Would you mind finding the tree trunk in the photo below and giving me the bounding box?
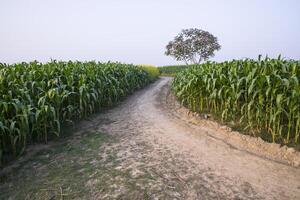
[197,57,202,64]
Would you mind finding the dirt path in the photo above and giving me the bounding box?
[1,77,300,200]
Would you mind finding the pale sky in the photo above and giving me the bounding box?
[1,0,299,65]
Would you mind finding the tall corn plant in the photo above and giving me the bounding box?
[172,56,300,145]
[0,61,154,166]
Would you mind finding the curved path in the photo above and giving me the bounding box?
[1,77,300,199]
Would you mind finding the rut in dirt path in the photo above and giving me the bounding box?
[1,77,300,200]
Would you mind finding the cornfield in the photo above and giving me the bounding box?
[172,56,300,145]
[159,65,192,76]
[138,65,160,80]
[0,61,155,166]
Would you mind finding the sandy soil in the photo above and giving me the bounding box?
[1,77,300,200]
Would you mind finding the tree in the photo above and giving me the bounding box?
[165,28,221,64]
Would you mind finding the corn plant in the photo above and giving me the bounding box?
[0,61,155,166]
[158,65,192,76]
[172,56,300,145]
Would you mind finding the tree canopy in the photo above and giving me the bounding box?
[165,28,221,64]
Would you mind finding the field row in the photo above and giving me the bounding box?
[172,56,300,145]
[158,65,191,76]
[0,61,158,166]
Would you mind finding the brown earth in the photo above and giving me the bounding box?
[1,77,300,200]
